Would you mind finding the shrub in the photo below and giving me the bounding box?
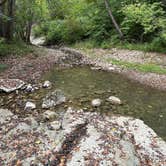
[121,2,166,42]
[36,19,86,45]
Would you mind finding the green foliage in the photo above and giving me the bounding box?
[1,0,166,53]
[35,0,166,53]
[15,0,48,41]
[121,2,166,42]
[37,19,85,44]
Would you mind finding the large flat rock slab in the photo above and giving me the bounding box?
[0,108,165,165]
[0,79,25,93]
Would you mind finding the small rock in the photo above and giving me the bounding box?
[43,81,51,88]
[49,121,61,130]
[34,86,39,90]
[108,66,115,71]
[91,66,102,70]
[91,99,102,107]
[107,96,121,105]
[0,109,13,123]
[25,84,34,92]
[43,110,57,121]
[25,102,36,110]
[159,115,163,118]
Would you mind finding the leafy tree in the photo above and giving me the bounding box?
[15,0,48,43]
[0,0,15,40]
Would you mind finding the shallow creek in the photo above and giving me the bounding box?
[44,66,166,140]
[0,66,166,140]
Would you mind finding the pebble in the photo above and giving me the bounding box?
[43,81,51,88]
[25,84,34,92]
[91,99,102,107]
[107,96,121,105]
[43,110,57,121]
[25,102,36,110]
[49,121,61,130]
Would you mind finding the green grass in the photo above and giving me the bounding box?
[72,39,166,53]
[0,64,8,72]
[0,40,35,57]
[114,42,166,53]
[110,59,166,74]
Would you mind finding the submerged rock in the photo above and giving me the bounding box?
[0,79,25,93]
[43,80,51,88]
[91,99,102,107]
[107,96,122,105]
[42,90,66,109]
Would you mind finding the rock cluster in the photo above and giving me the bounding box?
[91,96,121,107]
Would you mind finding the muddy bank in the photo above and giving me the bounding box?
[0,47,88,83]
[73,48,166,91]
[1,46,166,91]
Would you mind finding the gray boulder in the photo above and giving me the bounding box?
[0,79,25,93]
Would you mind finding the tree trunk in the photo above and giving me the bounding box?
[5,0,15,41]
[25,21,32,43]
[0,6,4,37]
[104,0,123,39]
[0,0,7,38]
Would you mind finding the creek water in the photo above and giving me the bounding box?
[43,66,166,140]
[0,66,166,140]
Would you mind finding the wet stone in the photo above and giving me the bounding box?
[42,90,66,109]
[43,80,51,88]
[0,79,25,93]
[107,96,122,105]
[91,99,102,107]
